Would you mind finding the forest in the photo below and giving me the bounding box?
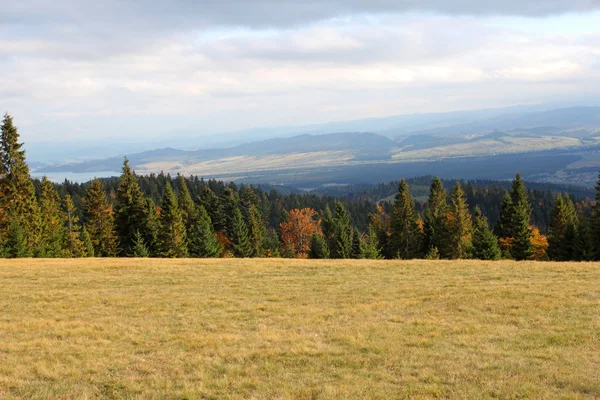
[2,114,600,261]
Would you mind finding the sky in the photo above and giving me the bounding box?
[2,0,600,152]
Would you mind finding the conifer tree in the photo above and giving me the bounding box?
[38,176,66,257]
[217,187,240,238]
[369,204,390,259]
[63,194,85,258]
[144,198,160,256]
[495,192,514,239]
[447,181,473,259]
[115,158,151,256]
[361,226,382,259]
[332,201,352,259]
[157,183,188,258]
[6,223,27,258]
[390,180,422,259]
[240,185,261,223]
[248,204,266,257]
[81,227,95,257]
[264,228,281,258]
[132,230,150,258]
[84,179,118,257]
[471,206,501,260]
[547,194,578,261]
[0,114,41,254]
[509,173,533,260]
[230,207,251,257]
[177,175,196,229]
[573,217,594,261]
[593,172,600,260]
[422,177,448,256]
[197,185,220,230]
[351,228,362,259]
[188,205,221,258]
[309,233,330,259]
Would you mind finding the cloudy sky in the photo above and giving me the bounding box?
[2,0,600,149]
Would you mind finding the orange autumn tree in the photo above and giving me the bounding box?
[280,208,321,258]
[529,227,549,261]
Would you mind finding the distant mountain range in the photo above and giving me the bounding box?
[35,106,600,187]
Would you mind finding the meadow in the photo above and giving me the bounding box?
[0,259,598,399]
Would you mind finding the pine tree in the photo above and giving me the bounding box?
[309,233,330,259]
[592,172,600,260]
[157,183,188,258]
[369,204,391,259]
[240,185,261,224]
[144,198,160,256]
[248,205,266,257]
[115,158,151,256]
[422,177,448,257]
[63,194,85,258]
[509,173,533,260]
[471,206,501,260]
[197,185,220,230]
[188,205,221,258]
[390,180,422,259]
[217,187,240,238]
[361,226,382,259]
[84,179,118,257]
[332,201,352,259]
[573,217,594,261]
[230,207,251,258]
[81,227,95,257]
[547,194,578,261]
[177,175,196,229]
[495,192,514,239]
[6,223,28,258]
[0,114,41,254]
[447,181,473,259]
[38,176,66,257]
[132,230,150,258]
[351,228,362,259]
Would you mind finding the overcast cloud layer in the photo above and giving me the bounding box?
[1,0,600,152]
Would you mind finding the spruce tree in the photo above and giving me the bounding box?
[422,177,448,257]
[38,176,66,257]
[84,179,118,257]
[144,198,160,256]
[81,227,95,257]
[332,201,352,259]
[132,230,150,258]
[495,192,514,239]
[248,205,266,257]
[471,206,501,260]
[351,228,363,259]
[217,187,240,238]
[188,205,221,258]
[177,175,196,229]
[197,185,220,230]
[593,172,600,260]
[390,180,422,259]
[573,217,594,261]
[115,158,151,256]
[157,183,188,258]
[509,173,533,260]
[309,233,330,259]
[361,226,382,259]
[63,194,85,258]
[547,194,578,261]
[6,223,28,258]
[230,207,251,257]
[0,114,41,254]
[447,181,473,259]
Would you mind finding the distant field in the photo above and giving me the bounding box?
[1,259,598,399]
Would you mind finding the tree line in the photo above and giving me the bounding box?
[2,113,600,261]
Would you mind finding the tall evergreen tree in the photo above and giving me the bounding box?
[361,226,382,259]
[132,230,150,258]
[495,192,514,239]
[331,201,352,259]
[230,207,251,258]
[115,158,151,256]
[351,227,363,259]
[0,114,41,254]
[547,194,578,261]
[247,205,266,257]
[188,205,221,258]
[38,176,66,257]
[422,177,448,256]
[6,223,27,258]
[509,173,533,260]
[197,185,220,230]
[157,183,188,258]
[81,227,95,257]
[84,179,118,257]
[471,206,501,260]
[573,217,594,261]
[217,187,240,238]
[63,194,85,258]
[177,175,196,229]
[593,172,600,260]
[144,198,160,256]
[309,233,330,259]
[390,180,422,259]
[447,182,473,259]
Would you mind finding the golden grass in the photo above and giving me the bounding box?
[0,259,598,399]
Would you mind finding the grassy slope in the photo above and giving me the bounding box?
[0,259,598,399]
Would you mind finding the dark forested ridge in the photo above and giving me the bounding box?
[3,114,600,261]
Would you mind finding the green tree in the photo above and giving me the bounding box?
[309,233,330,259]
[6,223,28,258]
[38,176,66,257]
[230,207,251,258]
[188,205,221,258]
[509,174,533,260]
[447,182,473,259]
[593,172,600,260]
[197,185,220,230]
[422,177,448,257]
[0,114,41,254]
[573,217,594,261]
[547,194,578,261]
[361,226,382,260]
[115,158,152,256]
[390,180,422,259]
[331,201,352,259]
[84,179,118,257]
[132,230,150,258]
[63,194,85,258]
[157,183,188,258]
[471,206,501,260]
[217,187,240,238]
[177,175,196,229]
[248,205,266,257]
[81,227,95,257]
[351,228,363,259]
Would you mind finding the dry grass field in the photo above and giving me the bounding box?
[0,259,598,399]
